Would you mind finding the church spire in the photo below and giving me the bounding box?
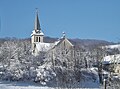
[34,8,41,31]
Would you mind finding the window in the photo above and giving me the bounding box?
[39,37,40,42]
[36,37,38,42]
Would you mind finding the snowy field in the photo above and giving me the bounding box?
[0,80,100,89]
[0,81,52,89]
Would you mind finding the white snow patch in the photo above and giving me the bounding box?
[36,43,53,52]
[104,44,120,49]
[31,30,44,36]
[103,54,120,64]
[54,40,60,46]
[0,81,52,89]
[0,80,100,89]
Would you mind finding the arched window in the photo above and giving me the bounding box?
[36,37,38,42]
[39,37,40,42]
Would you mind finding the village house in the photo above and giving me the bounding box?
[103,53,120,74]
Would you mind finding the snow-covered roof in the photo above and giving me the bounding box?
[31,30,44,36]
[35,39,60,52]
[104,44,120,49]
[36,42,54,52]
[34,36,74,54]
[103,54,120,64]
[54,40,60,46]
[39,32,44,36]
[54,38,73,47]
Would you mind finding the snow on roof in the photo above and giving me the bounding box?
[35,37,73,53]
[54,40,60,46]
[103,54,120,64]
[104,44,120,49]
[35,38,62,52]
[39,30,44,36]
[39,32,44,36]
[54,38,73,47]
[31,30,44,36]
[36,42,54,52]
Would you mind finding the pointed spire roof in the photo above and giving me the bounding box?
[34,9,41,31]
[31,8,44,36]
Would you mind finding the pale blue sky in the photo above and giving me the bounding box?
[0,0,120,42]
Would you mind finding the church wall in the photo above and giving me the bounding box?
[53,38,74,61]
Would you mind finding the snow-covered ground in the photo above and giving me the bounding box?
[0,77,100,89]
[0,81,52,89]
[0,80,100,89]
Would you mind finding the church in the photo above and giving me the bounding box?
[31,10,74,58]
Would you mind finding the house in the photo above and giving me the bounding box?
[31,10,74,58]
[103,54,120,74]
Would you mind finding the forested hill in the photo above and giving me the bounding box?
[33,36,115,46]
[0,37,115,46]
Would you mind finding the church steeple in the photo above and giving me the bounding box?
[31,9,44,54]
[34,9,41,32]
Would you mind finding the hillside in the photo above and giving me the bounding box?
[0,37,115,46]
[22,36,115,46]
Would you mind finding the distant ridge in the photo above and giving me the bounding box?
[0,36,115,47]
[44,37,115,46]
[70,38,115,46]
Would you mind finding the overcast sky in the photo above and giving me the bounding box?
[0,0,120,42]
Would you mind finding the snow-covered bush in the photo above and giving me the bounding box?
[0,39,57,85]
[34,62,56,85]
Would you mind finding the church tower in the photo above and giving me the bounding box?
[31,9,44,54]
